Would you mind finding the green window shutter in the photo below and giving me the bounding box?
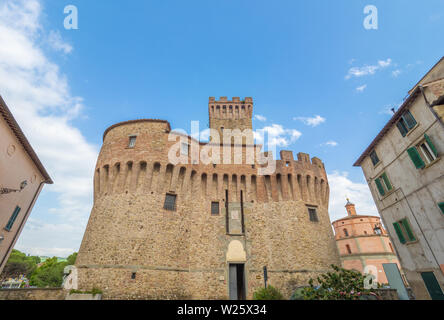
[381,173,393,191]
[407,147,425,169]
[5,206,21,231]
[396,121,408,137]
[375,178,385,196]
[393,222,406,244]
[438,202,444,215]
[401,219,416,242]
[424,134,438,157]
[403,111,417,129]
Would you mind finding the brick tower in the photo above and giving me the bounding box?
[76,97,340,299]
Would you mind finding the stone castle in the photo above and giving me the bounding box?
[75,97,340,299]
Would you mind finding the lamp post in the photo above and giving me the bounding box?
[0,180,27,195]
[263,266,268,289]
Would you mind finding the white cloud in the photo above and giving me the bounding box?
[345,58,392,79]
[356,84,367,92]
[327,171,379,223]
[254,114,267,122]
[254,124,302,148]
[0,0,98,256]
[47,30,73,54]
[321,141,338,147]
[293,115,326,127]
[392,70,402,77]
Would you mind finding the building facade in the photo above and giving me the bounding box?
[76,97,340,300]
[332,199,404,285]
[0,96,52,275]
[354,57,444,300]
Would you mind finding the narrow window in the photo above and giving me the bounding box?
[402,110,417,129]
[346,244,352,254]
[439,202,444,215]
[375,172,393,196]
[397,110,417,137]
[131,272,136,280]
[370,150,380,166]
[5,206,21,231]
[211,202,219,215]
[344,228,349,237]
[399,218,416,242]
[128,136,137,148]
[396,121,409,137]
[308,208,318,222]
[419,142,435,164]
[163,194,177,211]
[181,142,189,156]
[393,218,416,244]
[408,134,438,169]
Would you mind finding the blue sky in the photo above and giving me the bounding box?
[1,0,443,256]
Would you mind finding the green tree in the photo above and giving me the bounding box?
[29,257,67,288]
[28,252,78,288]
[301,265,378,300]
[0,249,41,280]
[66,252,77,266]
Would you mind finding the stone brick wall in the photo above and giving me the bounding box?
[0,288,65,300]
[76,102,340,300]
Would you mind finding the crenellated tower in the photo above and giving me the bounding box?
[76,97,340,300]
[209,97,253,144]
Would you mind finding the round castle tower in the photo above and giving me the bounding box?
[76,97,340,299]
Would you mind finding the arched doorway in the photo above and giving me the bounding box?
[226,240,246,300]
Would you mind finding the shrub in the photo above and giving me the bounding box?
[301,265,378,300]
[253,285,285,300]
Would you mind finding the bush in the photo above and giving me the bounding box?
[301,265,378,300]
[253,285,284,300]
[290,287,307,300]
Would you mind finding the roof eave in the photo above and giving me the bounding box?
[0,96,53,184]
[353,87,421,167]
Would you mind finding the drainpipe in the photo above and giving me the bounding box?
[419,86,444,127]
[0,181,45,271]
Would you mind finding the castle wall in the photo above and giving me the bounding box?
[76,117,340,300]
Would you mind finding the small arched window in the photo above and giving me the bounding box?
[346,244,352,254]
[344,228,349,237]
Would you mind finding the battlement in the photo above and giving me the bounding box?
[209,97,253,104]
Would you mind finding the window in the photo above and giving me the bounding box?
[128,136,137,148]
[375,172,393,196]
[438,202,444,215]
[396,110,417,137]
[308,208,318,222]
[407,134,439,169]
[181,142,189,156]
[211,202,219,215]
[346,244,352,254]
[343,228,349,237]
[163,194,177,211]
[370,150,380,166]
[131,272,136,280]
[5,206,21,231]
[393,218,416,244]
